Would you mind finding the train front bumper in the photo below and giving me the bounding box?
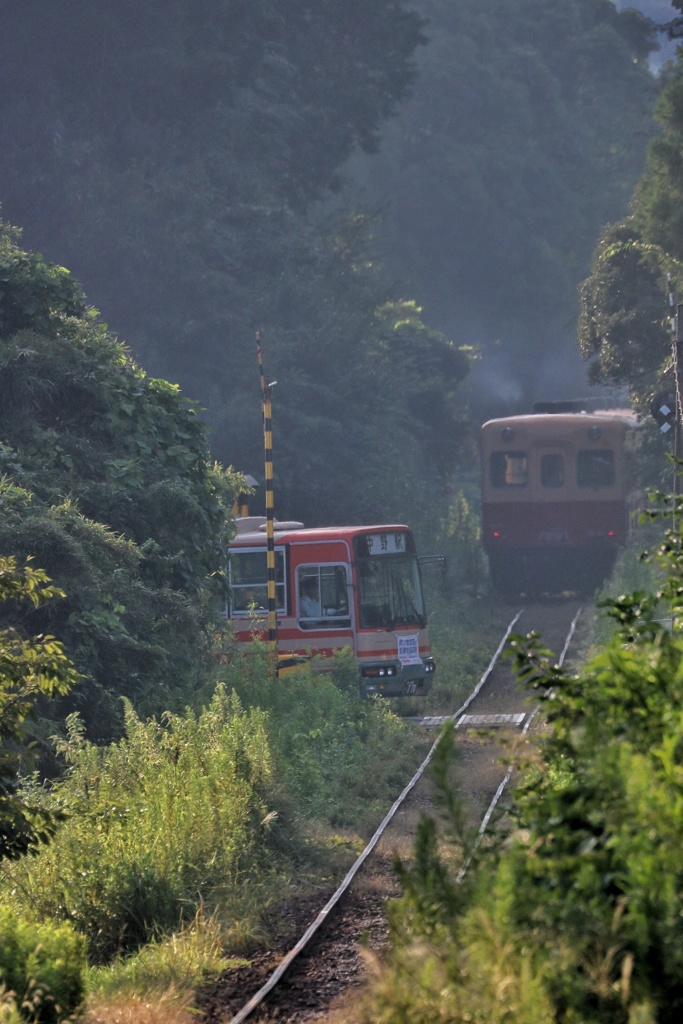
[360,658,435,698]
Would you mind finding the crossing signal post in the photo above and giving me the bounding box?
[651,392,678,435]
[256,332,278,676]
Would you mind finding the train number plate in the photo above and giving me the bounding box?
[538,529,569,543]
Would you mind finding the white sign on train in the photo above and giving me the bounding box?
[398,634,421,665]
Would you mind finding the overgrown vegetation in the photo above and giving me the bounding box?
[0,555,79,860]
[0,648,426,963]
[0,556,86,1022]
[353,492,683,1024]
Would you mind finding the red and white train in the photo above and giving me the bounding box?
[481,402,636,595]
[227,518,436,697]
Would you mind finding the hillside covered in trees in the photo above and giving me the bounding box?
[0,0,658,525]
[343,0,658,416]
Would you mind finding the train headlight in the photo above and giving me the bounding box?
[588,426,602,440]
[501,427,515,441]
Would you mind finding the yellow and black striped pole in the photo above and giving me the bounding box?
[256,332,278,675]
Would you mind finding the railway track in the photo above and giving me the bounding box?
[196,598,585,1024]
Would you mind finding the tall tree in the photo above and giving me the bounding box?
[0,2,430,525]
[0,222,239,741]
[578,41,683,414]
[341,0,657,416]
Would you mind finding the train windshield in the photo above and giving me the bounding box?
[354,532,426,629]
[577,449,615,487]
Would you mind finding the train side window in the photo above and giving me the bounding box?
[229,548,286,615]
[541,454,564,488]
[490,451,528,487]
[297,564,351,630]
[577,449,615,487]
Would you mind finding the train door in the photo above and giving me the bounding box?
[538,449,567,493]
[535,445,572,546]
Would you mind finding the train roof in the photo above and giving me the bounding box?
[230,518,413,545]
[482,409,638,433]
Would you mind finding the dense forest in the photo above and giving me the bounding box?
[343,0,658,416]
[0,0,657,526]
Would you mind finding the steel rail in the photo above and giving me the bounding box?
[456,603,583,882]
[226,608,525,1024]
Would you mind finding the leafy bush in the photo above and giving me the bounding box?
[0,555,80,860]
[0,908,85,1023]
[0,687,280,963]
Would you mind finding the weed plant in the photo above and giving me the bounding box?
[0,647,425,977]
[84,908,239,1008]
[216,643,423,834]
[0,686,284,963]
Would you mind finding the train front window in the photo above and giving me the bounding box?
[354,534,426,630]
[490,451,528,487]
[541,453,564,488]
[577,449,615,487]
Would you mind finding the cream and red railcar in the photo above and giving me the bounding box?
[227,518,435,697]
[481,408,633,594]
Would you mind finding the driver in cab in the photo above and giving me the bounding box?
[300,576,321,618]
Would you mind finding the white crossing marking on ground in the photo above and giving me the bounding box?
[411,712,526,728]
[457,713,526,728]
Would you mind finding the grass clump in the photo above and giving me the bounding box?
[0,685,284,964]
[84,909,239,999]
[218,645,423,832]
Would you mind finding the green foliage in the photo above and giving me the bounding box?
[578,219,673,392]
[0,647,426,969]
[230,219,472,525]
[0,225,85,339]
[0,907,86,1024]
[578,53,683,410]
[0,223,242,741]
[0,555,79,861]
[358,494,683,1023]
[0,2,436,527]
[0,687,278,963]
[85,909,237,1001]
[218,643,420,830]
